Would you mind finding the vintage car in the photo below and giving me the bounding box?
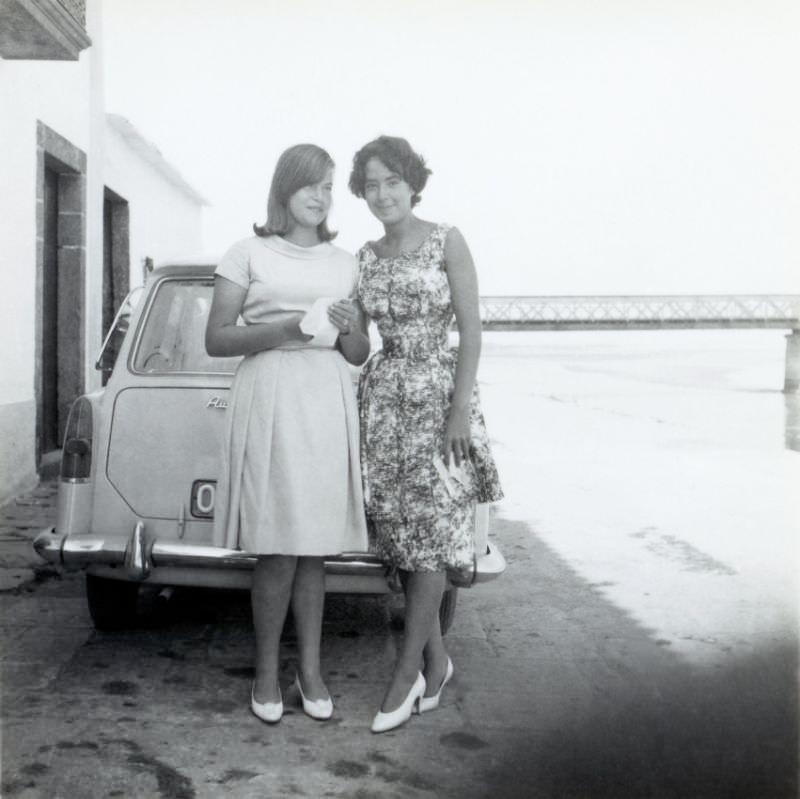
[34,261,506,631]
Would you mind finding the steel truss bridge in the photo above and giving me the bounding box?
[478,295,800,332]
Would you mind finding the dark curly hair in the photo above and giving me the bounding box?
[348,136,432,207]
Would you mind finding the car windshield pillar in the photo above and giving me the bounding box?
[96,286,143,380]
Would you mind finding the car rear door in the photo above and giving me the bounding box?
[105,276,240,542]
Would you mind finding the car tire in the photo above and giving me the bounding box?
[439,586,458,635]
[86,574,140,630]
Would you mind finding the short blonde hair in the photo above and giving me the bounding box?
[254,143,336,241]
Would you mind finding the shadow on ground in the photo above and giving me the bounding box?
[2,515,797,799]
[485,640,797,798]
[477,516,798,799]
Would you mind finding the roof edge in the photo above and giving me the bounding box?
[106,113,210,206]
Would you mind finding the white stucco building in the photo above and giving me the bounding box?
[0,0,207,504]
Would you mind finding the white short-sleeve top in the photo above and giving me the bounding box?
[215,235,358,347]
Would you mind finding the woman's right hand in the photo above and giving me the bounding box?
[283,312,313,342]
[206,277,314,356]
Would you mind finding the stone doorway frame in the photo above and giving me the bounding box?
[35,121,87,472]
[101,186,130,386]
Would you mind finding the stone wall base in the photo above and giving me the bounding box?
[0,400,38,505]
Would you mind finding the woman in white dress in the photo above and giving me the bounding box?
[206,144,369,723]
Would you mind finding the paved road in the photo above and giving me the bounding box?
[0,483,796,799]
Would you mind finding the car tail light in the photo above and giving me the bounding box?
[61,397,93,480]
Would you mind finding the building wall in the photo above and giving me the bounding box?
[103,126,205,289]
[0,0,204,505]
[0,1,100,503]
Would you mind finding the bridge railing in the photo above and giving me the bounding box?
[476,294,800,390]
[478,295,800,331]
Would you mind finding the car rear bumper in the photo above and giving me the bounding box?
[33,524,506,588]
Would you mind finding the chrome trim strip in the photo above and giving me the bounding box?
[34,528,390,578]
[33,528,64,563]
[33,528,506,584]
[123,521,149,580]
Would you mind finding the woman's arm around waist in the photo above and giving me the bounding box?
[205,275,310,357]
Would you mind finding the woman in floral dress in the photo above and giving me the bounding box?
[348,136,503,733]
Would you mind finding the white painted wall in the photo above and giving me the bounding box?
[0,1,100,502]
[103,123,206,291]
[84,0,106,397]
[0,0,205,503]
[0,49,94,405]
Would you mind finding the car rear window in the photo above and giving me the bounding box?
[133,278,242,374]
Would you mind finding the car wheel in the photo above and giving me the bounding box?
[439,587,458,635]
[86,574,140,630]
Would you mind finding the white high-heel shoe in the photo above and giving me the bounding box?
[417,657,454,713]
[251,683,283,724]
[295,675,333,721]
[371,672,426,733]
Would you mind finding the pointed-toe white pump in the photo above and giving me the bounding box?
[371,672,426,734]
[417,657,454,713]
[295,675,334,721]
[251,683,283,724]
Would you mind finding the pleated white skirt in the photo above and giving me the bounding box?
[214,347,367,555]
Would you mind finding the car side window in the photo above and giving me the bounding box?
[133,279,241,374]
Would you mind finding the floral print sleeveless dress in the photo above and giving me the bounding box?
[357,223,503,579]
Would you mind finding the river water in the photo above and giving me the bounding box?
[477,329,799,664]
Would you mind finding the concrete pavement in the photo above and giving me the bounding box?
[0,479,57,591]
[0,482,797,798]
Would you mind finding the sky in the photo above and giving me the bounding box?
[102,0,800,296]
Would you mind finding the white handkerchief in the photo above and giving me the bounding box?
[300,297,339,348]
[433,455,467,497]
[433,455,456,497]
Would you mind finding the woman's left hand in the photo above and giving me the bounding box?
[443,406,471,467]
[328,299,359,336]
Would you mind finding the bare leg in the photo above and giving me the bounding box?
[252,555,297,703]
[422,615,450,697]
[380,570,446,712]
[290,556,329,700]
[398,570,450,697]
